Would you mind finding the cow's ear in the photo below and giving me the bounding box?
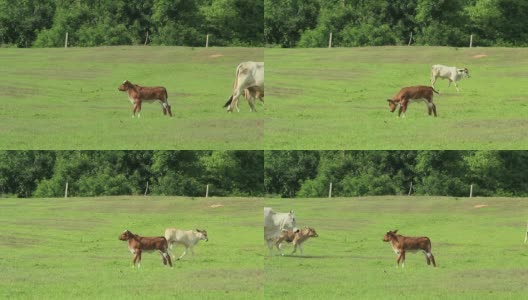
[196,229,201,232]
[394,230,398,234]
[289,210,294,214]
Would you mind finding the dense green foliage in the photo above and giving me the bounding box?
[0,151,264,198]
[265,0,528,47]
[265,151,528,198]
[0,0,263,47]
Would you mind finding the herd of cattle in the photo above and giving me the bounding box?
[264,207,436,268]
[387,64,470,117]
[117,61,469,119]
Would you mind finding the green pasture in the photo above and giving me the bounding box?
[265,47,528,149]
[0,46,264,150]
[265,196,528,299]
[0,196,263,299]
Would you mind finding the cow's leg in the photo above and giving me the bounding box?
[431,76,437,88]
[178,247,188,260]
[401,252,406,268]
[275,239,284,256]
[161,101,172,117]
[298,243,303,255]
[160,251,167,265]
[396,253,402,268]
[132,103,139,118]
[166,251,173,267]
[454,81,460,92]
[132,253,138,268]
[266,238,275,256]
[428,252,436,267]
[190,246,195,256]
[136,250,142,268]
[432,103,437,117]
[423,250,431,265]
[136,101,142,118]
[292,242,297,255]
[248,96,257,112]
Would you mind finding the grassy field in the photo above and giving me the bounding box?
[265,47,528,149]
[0,196,263,299]
[0,46,264,150]
[265,196,528,299]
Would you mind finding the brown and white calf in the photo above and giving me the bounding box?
[118,80,172,118]
[275,227,318,256]
[164,228,208,260]
[383,230,436,268]
[118,229,172,268]
[387,85,439,118]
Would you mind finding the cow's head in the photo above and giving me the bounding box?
[118,80,133,91]
[119,229,133,241]
[458,68,470,78]
[387,99,398,112]
[196,229,208,242]
[383,230,398,242]
[303,227,318,238]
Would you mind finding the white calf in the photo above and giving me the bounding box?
[164,228,208,260]
[431,64,470,92]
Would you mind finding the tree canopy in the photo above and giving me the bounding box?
[0,0,264,47]
[265,0,528,47]
[265,151,528,198]
[0,151,264,198]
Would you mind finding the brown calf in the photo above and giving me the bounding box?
[275,227,318,256]
[387,85,439,117]
[383,230,436,268]
[118,80,172,118]
[118,229,172,268]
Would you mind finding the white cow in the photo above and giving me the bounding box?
[264,207,297,256]
[164,228,208,260]
[223,61,264,112]
[431,64,470,92]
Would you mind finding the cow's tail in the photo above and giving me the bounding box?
[223,95,233,108]
[431,87,440,94]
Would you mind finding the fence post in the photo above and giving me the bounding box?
[144,181,149,196]
[64,32,68,48]
[328,182,332,198]
[525,221,528,244]
[469,184,473,198]
[206,184,209,198]
[144,31,149,46]
[64,182,68,198]
[408,32,413,46]
[408,181,413,196]
[469,34,473,48]
[206,34,209,48]
[328,32,332,48]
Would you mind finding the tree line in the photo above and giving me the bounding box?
[265,151,528,198]
[265,0,528,48]
[0,151,264,198]
[0,0,263,48]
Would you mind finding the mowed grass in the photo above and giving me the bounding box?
[265,47,528,149]
[0,46,264,150]
[0,196,263,299]
[265,197,528,299]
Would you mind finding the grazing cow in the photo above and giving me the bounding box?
[383,230,436,268]
[118,229,172,268]
[387,85,439,117]
[264,207,297,256]
[275,227,319,256]
[431,64,470,92]
[118,80,172,118]
[223,61,264,113]
[164,228,208,260]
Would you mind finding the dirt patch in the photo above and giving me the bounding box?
[473,204,488,209]
[0,234,40,247]
[0,86,38,97]
[209,54,224,58]
[472,54,488,59]
[209,204,224,208]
